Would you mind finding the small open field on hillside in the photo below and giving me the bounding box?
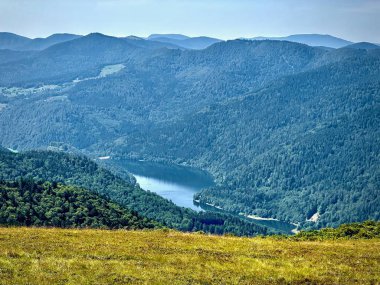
[0,227,379,285]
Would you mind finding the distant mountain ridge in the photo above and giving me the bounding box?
[248,34,353,48]
[148,34,190,41]
[20,33,82,50]
[0,32,30,50]
[146,33,223,49]
[121,35,182,49]
[3,32,375,51]
[0,32,222,51]
[0,32,82,51]
[0,33,142,86]
[345,42,380,50]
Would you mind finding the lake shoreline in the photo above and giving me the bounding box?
[108,158,296,234]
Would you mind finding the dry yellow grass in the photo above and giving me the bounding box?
[0,227,379,285]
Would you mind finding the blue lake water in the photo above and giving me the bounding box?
[115,159,296,234]
[116,159,214,211]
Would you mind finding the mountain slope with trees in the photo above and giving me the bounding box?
[0,148,270,236]
[0,179,158,229]
[0,32,81,51]
[249,34,353,48]
[120,50,380,228]
[0,36,379,230]
[0,40,326,149]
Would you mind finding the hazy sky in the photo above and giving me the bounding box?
[1,0,379,42]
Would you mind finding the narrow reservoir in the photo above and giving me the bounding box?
[117,159,214,211]
[116,159,296,234]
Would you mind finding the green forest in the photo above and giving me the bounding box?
[290,220,380,240]
[0,148,270,236]
[0,36,379,230]
[0,179,158,229]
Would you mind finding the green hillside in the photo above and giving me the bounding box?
[0,225,379,284]
[0,179,158,229]
[113,48,380,228]
[0,148,270,236]
[1,38,379,230]
[291,220,380,240]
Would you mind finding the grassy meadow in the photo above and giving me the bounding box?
[0,227,379,285]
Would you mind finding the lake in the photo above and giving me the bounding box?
[116,159,214,211]
[115,159,296,234]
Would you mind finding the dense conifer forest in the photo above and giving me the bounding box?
[0,34,379,230]
[0,179,158,229]
[0,148,269,236]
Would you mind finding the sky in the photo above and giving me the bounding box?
[1,0,379,42]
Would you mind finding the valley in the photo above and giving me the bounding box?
[0,33,379,232]
[0,31,379,236]
[112,159,296,233]
[0,148,271,236]
[1,1,379,283]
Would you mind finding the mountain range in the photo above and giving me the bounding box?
[146,34,223,49]
[248,34,354,48]
[2,32,379,52]
[0,32,222,51]
[0,31,379,230]
[0,32,81,51]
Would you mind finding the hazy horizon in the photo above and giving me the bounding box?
[1,0,379,43]
[1,31,373,43]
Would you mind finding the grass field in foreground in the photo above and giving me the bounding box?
[0,227,379,285]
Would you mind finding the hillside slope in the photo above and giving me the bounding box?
[0,180,158,229]
[0,226,379,284]
[0,32,81,51]
[0,148,270,236]
[0,32,30,50]
[250,34,353,48]
[0,39,379,230]
[0,33,141,86]
[147,34,222,49]
[17,33,82,51]
[0,40,326,149]
[127,49,380,228]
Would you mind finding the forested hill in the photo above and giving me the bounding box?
[0,179,158,229]
[0,148,270,236]
[0,33,141,86]
[0,36,379,231]
[0,32,81,51]
[119,48,380,229]
[291,221,380,240]
[0,39,327,150]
